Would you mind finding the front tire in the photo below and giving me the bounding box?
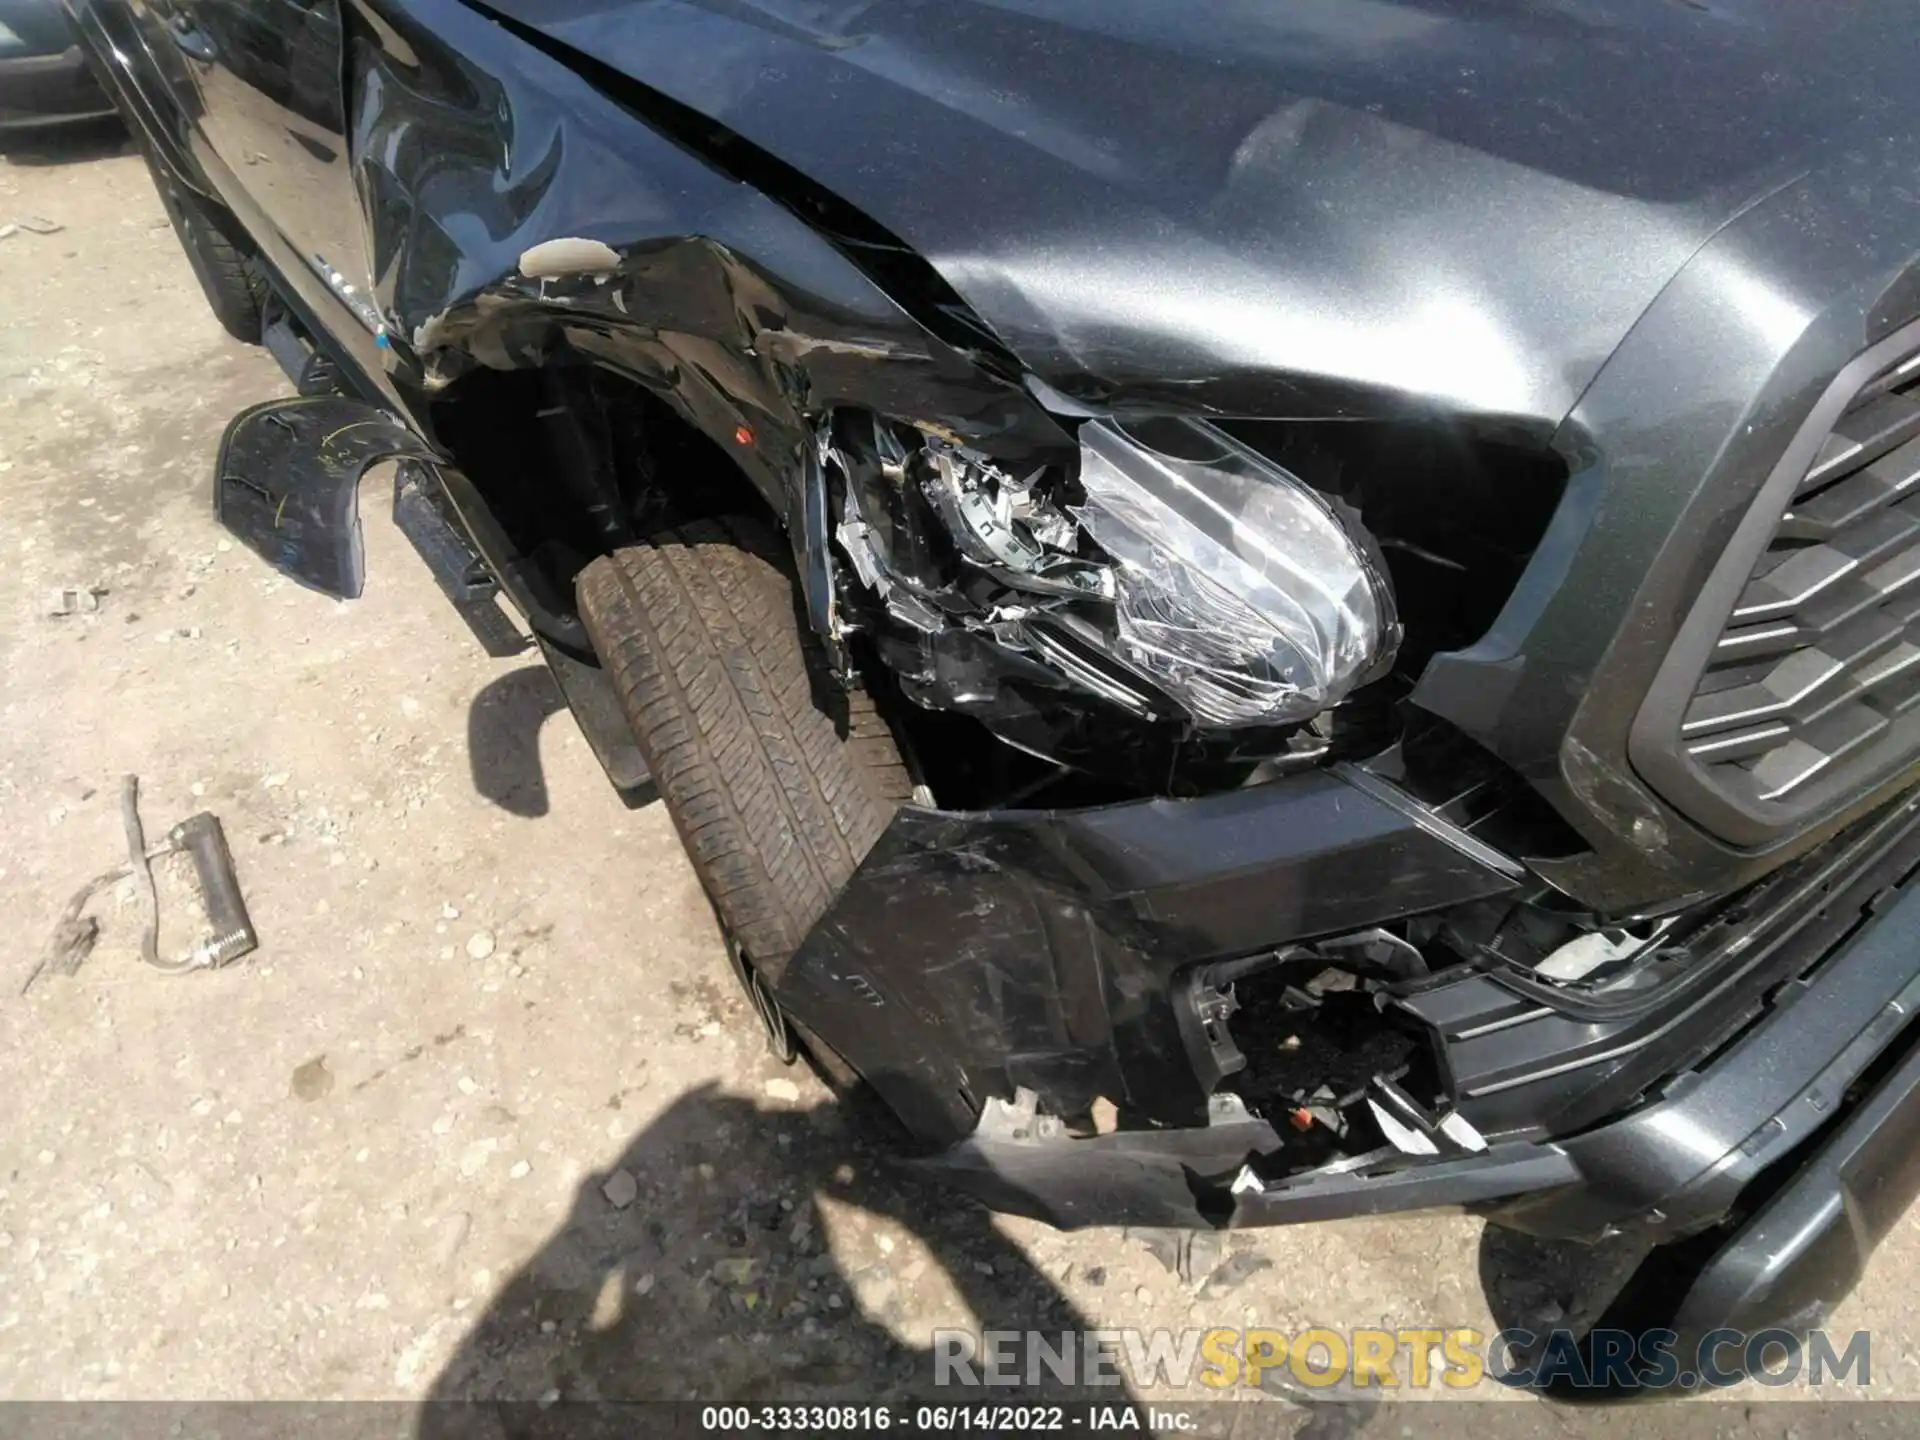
[576,516,910,971]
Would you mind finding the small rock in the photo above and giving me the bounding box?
[601,1169,639,1209]
[433,1212,472,1267]
[763,1077,801,1103]
[457,1076,478,1096]
[466,931,496,960]
[261,773,289,789]
[441,903,460,920]
[508,1160,531,1180]
[289,1056,334,1102]
[539,1320,557,1335]
[634,1272,655,1295]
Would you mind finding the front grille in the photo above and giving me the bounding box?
[1680,349,1920,808]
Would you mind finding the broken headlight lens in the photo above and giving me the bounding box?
[1074,418,1399,728]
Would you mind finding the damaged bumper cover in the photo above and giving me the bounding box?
[774,762,1524,1148]
[773,766,1920,1344]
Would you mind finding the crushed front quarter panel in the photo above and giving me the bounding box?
[346,0,1072,530]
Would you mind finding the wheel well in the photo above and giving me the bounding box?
[426,360,779,637]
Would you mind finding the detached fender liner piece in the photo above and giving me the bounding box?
[213,396,436,598]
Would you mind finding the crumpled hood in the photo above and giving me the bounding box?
[474,0,1913,428]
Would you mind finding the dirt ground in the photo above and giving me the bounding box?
[3,123,1918,1431]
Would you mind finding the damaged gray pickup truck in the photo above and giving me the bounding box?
[72,0,1920,1380]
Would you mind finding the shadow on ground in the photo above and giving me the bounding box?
[0,115,127,166]
[467,662,656,817]
[467,667,570,817]
[418,1083,1110,1424]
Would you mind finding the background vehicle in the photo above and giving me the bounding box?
[66,0,1920,1384]
[0,0,110,129]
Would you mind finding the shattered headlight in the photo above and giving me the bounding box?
[831,409,1399,738]
[1074,419,1398,728]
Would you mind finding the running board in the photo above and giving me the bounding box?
[392,462,529,658]
[536,636,652,796]
[261,307,342,396]
[393,466,645,793]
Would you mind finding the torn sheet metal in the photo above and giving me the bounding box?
[349,0,1068,522]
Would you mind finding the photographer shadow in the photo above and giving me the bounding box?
[420,1082,1112,1426]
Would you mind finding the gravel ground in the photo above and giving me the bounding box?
[1,123,1916,1433]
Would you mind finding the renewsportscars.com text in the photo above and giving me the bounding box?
[931,1326,1872,1391]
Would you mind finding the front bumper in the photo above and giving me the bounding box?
[1664,1004,1920,1346]
[774,761,1920,1341]
[0,44,112,127]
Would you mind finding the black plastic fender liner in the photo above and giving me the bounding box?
[769,767,1526,1149]
[214,395,437,599]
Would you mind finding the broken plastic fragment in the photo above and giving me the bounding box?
[1436,1110,1488,1153]
[1367,1097,1441,1156]
[922,448,1113,599]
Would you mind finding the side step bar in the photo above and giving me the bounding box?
[393,462,528,659]
[536,637,652,796]
[393,463,649,797]
[261,304,343,396]
[214,387,648,802]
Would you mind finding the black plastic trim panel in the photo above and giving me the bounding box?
[1633,316,1920,847]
